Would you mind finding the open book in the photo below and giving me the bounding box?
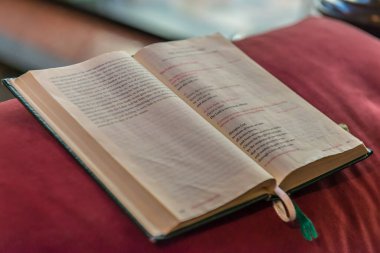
[3,34,370,241]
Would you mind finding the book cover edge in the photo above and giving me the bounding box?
[2,78,373,241]
[1,78,158,240]
[2,78,271,241]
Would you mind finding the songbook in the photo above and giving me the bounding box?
[2,34,371,242]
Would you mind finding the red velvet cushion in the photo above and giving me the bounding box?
[1,17,379,252]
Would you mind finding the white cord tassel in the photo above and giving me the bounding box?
[272,186,296,222]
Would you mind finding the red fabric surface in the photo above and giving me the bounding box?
[1,17,379,252]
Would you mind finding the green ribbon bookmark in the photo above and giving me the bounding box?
[272,187,318,241]
[293,202,318,241]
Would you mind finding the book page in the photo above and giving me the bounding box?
[28,51,274,221]
[134,34,364,183]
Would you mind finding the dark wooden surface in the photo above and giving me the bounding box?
[0,0,162,70]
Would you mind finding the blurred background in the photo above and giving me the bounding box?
[1,0,379,102]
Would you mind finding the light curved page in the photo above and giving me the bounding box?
[29,51,274,221]
[134,34,364,183]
